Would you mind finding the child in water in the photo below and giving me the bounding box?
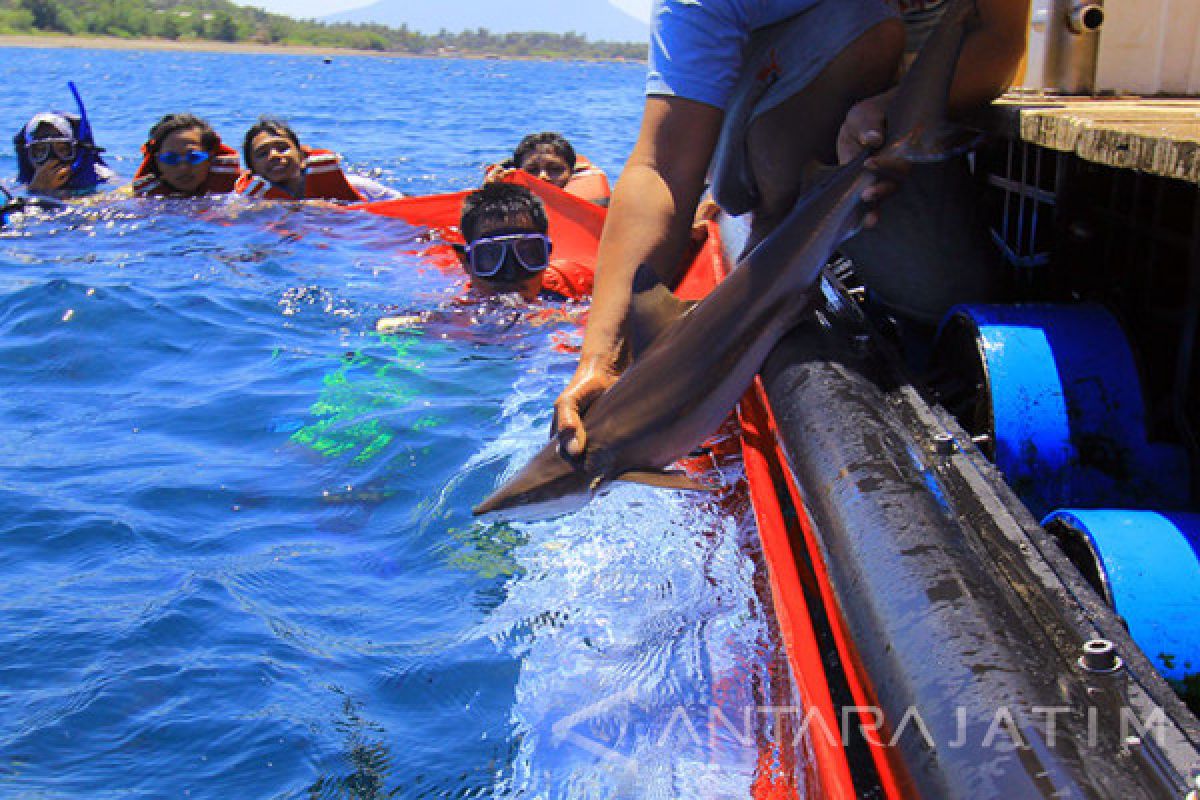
[376,182,591,333]
[236,117,399,203]
[131,113,243,197]
[458,182,556,302]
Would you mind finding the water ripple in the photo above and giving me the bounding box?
[0,49,788,799]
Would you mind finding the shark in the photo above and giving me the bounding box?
[474,0,979,519]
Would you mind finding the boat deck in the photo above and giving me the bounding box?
[982,94,1200,184]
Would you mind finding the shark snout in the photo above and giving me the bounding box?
[472,442,598,520]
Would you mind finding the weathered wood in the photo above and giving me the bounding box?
[982,95,1200,184]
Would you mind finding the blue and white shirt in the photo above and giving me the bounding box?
[646,0,948,109]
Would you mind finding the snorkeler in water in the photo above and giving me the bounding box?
[458,182,557,303]
[12,83,114,198]
[376,183,592,333]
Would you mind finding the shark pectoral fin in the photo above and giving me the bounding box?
[626,263,693,359]
[905,124,985,163]
[617,469,715,492]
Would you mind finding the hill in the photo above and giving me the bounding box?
[325,0,649,43]
[0,0,648,58]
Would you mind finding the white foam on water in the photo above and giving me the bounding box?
[466,347,779,798]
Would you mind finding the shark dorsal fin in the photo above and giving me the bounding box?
[800,161,841,191]
[617,468,714,492]
[627,263,694,359]
[884,0,976,146]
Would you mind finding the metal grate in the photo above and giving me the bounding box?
[983,137,1062,274]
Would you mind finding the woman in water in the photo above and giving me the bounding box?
[131,113,243,198]
[13,111,113,197]
[485,132,610,205]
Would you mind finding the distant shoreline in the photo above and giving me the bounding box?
[0,32,413,57]
[0,32,644,61]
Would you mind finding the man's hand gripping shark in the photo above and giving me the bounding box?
[474,0,982,520]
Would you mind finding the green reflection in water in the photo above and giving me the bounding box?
[446,521,528,580]
[291,332,448,466]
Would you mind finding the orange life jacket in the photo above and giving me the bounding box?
[132,142,242,197]
[234,147,364,202]
[563,155,611,205]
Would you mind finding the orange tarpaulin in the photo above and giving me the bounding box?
[356,171,729,306]
[357,171,606,274]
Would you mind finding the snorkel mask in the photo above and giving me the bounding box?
[464,231,552,283]
[14,82,108,190]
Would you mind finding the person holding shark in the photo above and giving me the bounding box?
[550,0,1028,463]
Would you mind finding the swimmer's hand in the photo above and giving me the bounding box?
[483,164,518,185]
[29,160,73,194]
[376,314,424,333]
[552,353,620,460]
[836,88,909,228]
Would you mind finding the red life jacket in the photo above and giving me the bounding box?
[131,142,242,197]
[542,259,593,300]
[234,147,364,202]
[563,155,611,205]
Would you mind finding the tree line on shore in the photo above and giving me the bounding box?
[0,0,648,59]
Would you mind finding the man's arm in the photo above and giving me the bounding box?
[947,0,1029,112]
[838,0,1029,164]
[555,95,724,457]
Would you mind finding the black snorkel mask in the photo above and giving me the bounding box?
[463,229,552,285]
[14,82,108,190]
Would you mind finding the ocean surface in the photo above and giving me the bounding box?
[0,49,792,798]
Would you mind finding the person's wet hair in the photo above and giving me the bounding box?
[145,113,220,172]
[242,117,302,170]
[512,132,576,173]
[460,182,549,243]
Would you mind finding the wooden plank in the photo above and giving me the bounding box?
[985,94,1200,184]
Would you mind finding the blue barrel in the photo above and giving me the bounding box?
[1044,510,1200,681]
[936,304,1190,517]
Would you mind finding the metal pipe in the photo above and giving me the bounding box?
[1067,3,1105,34]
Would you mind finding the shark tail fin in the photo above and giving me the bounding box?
[627,263,694,359]
[617,468,714,492]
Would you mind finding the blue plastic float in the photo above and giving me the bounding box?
[1043,509,1200,681]
[937,304,1190,517]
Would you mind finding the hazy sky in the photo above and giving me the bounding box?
[240,0,653,24]
[609,0,652,22]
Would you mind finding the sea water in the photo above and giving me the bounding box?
[0,50,793,798]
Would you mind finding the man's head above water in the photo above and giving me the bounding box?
[459,182,552,302]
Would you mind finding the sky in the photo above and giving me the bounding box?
[238,0,653,24]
